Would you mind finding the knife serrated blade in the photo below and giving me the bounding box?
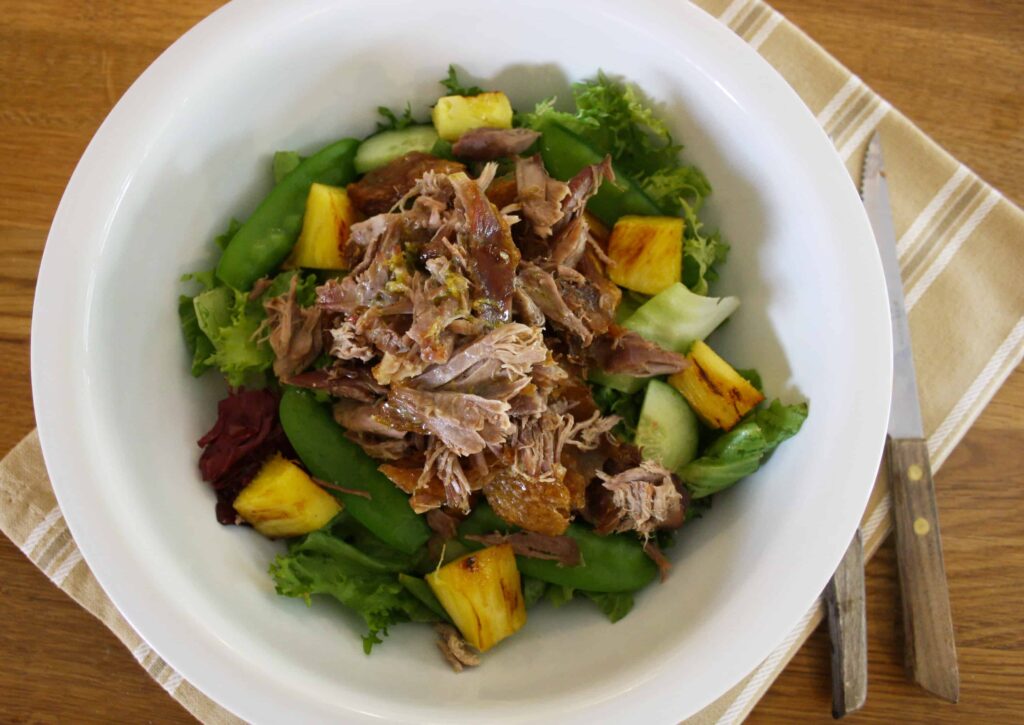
[861,131,959,703]
[861,134,924,439]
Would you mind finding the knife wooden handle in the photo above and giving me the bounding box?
[825,530,867,718]
[888,436,959,702]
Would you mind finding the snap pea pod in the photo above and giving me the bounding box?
[398,573,451,623]
[279,387,430,554]
[272,151,304,184]
[216,138,359,290]
[458,504,656,592]
[533,120,662,227]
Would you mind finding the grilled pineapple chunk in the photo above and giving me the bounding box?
[432,92,514,142]
[426,545,526,652]
[285,183,357,270]
[669,340,765,431]
[607,215,683,295]
[233,453,341,538]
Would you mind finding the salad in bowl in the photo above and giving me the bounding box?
[179,67,808,670]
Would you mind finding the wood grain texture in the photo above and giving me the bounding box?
[825,531,868,718]
[0,1,1021,722]
[888,438,959,703]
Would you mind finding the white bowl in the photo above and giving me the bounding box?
[31,0,891,721]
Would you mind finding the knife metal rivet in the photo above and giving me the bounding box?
[908,464,924,481]
[914,517,931,536]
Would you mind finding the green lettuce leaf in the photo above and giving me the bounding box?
[680,200,729,295]
[540,584,635,623]
[213,218,242,251]
[187,268,317,387]
[545,584,576,608]
[178,294,215,377]
[642,166,711,215]
[582,591,634,623]
[521,576,548,609]
[398,574,451,623]
[591,383,644,443]
[375,102,419,132]
[270,525,435,654]
[736,368,764,393]
[679,400,809,498]
[440,65,484,97]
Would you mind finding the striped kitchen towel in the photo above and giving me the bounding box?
[1,0,1022,722]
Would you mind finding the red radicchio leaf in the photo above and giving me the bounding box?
[197,388,294,525]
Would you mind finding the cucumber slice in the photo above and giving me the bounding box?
[588,368,646,394]
[615,291,647,324]
[354,125,440,174]
[635,379,699,471]
[623,282,740,353]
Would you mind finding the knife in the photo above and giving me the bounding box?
[862,131,960,702]
[824,530,867,718]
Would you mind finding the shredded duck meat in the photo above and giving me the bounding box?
[263,274,323,379]
[298,152,688,544]
[452,127,541,161]
[589,324,689,377]
[644,540,673,582]
[347,152,465,216]
[465,531,581,566]
[435,623,480,672]
[592,461,686,536]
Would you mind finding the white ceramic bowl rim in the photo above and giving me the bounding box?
[32,1,891,722]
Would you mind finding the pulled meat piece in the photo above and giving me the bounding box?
[644,540,672,582]
[263,274,322,379]
[328,319,376,362]
[559,155,615,225]
[347,152,464,216]
[414,438,478,512]
[387,386,513,457]
[197,389,292,525]
[378,463,422,495]
[450,171,521,323]
[565,410,620,451]
[484,465,572,536]
[574,250,621,325]
[426,508,461,541]
[333,400,410,439]
[354,435,416,461]
[435,623,480,672]
[515,154,570,238]
[485,175,519,209]
[592,461,685,536]
[406,253,471,365]
[517,262,591,343]
[589,324,689,377]
[452,127,541,161]
[317,215,405,315]
[482,408,584,536]
[373,349,429,386]
[310,476,372,500]
[548,216,588,268]
[512,281,546,327]
[412,322,547,401]
[552,262,618,338]
[465,531,581,566]
[287,364,385,403]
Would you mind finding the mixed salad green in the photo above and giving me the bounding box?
[180,67,807,668]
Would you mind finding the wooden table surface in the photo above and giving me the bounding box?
[1,1,1021,722]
